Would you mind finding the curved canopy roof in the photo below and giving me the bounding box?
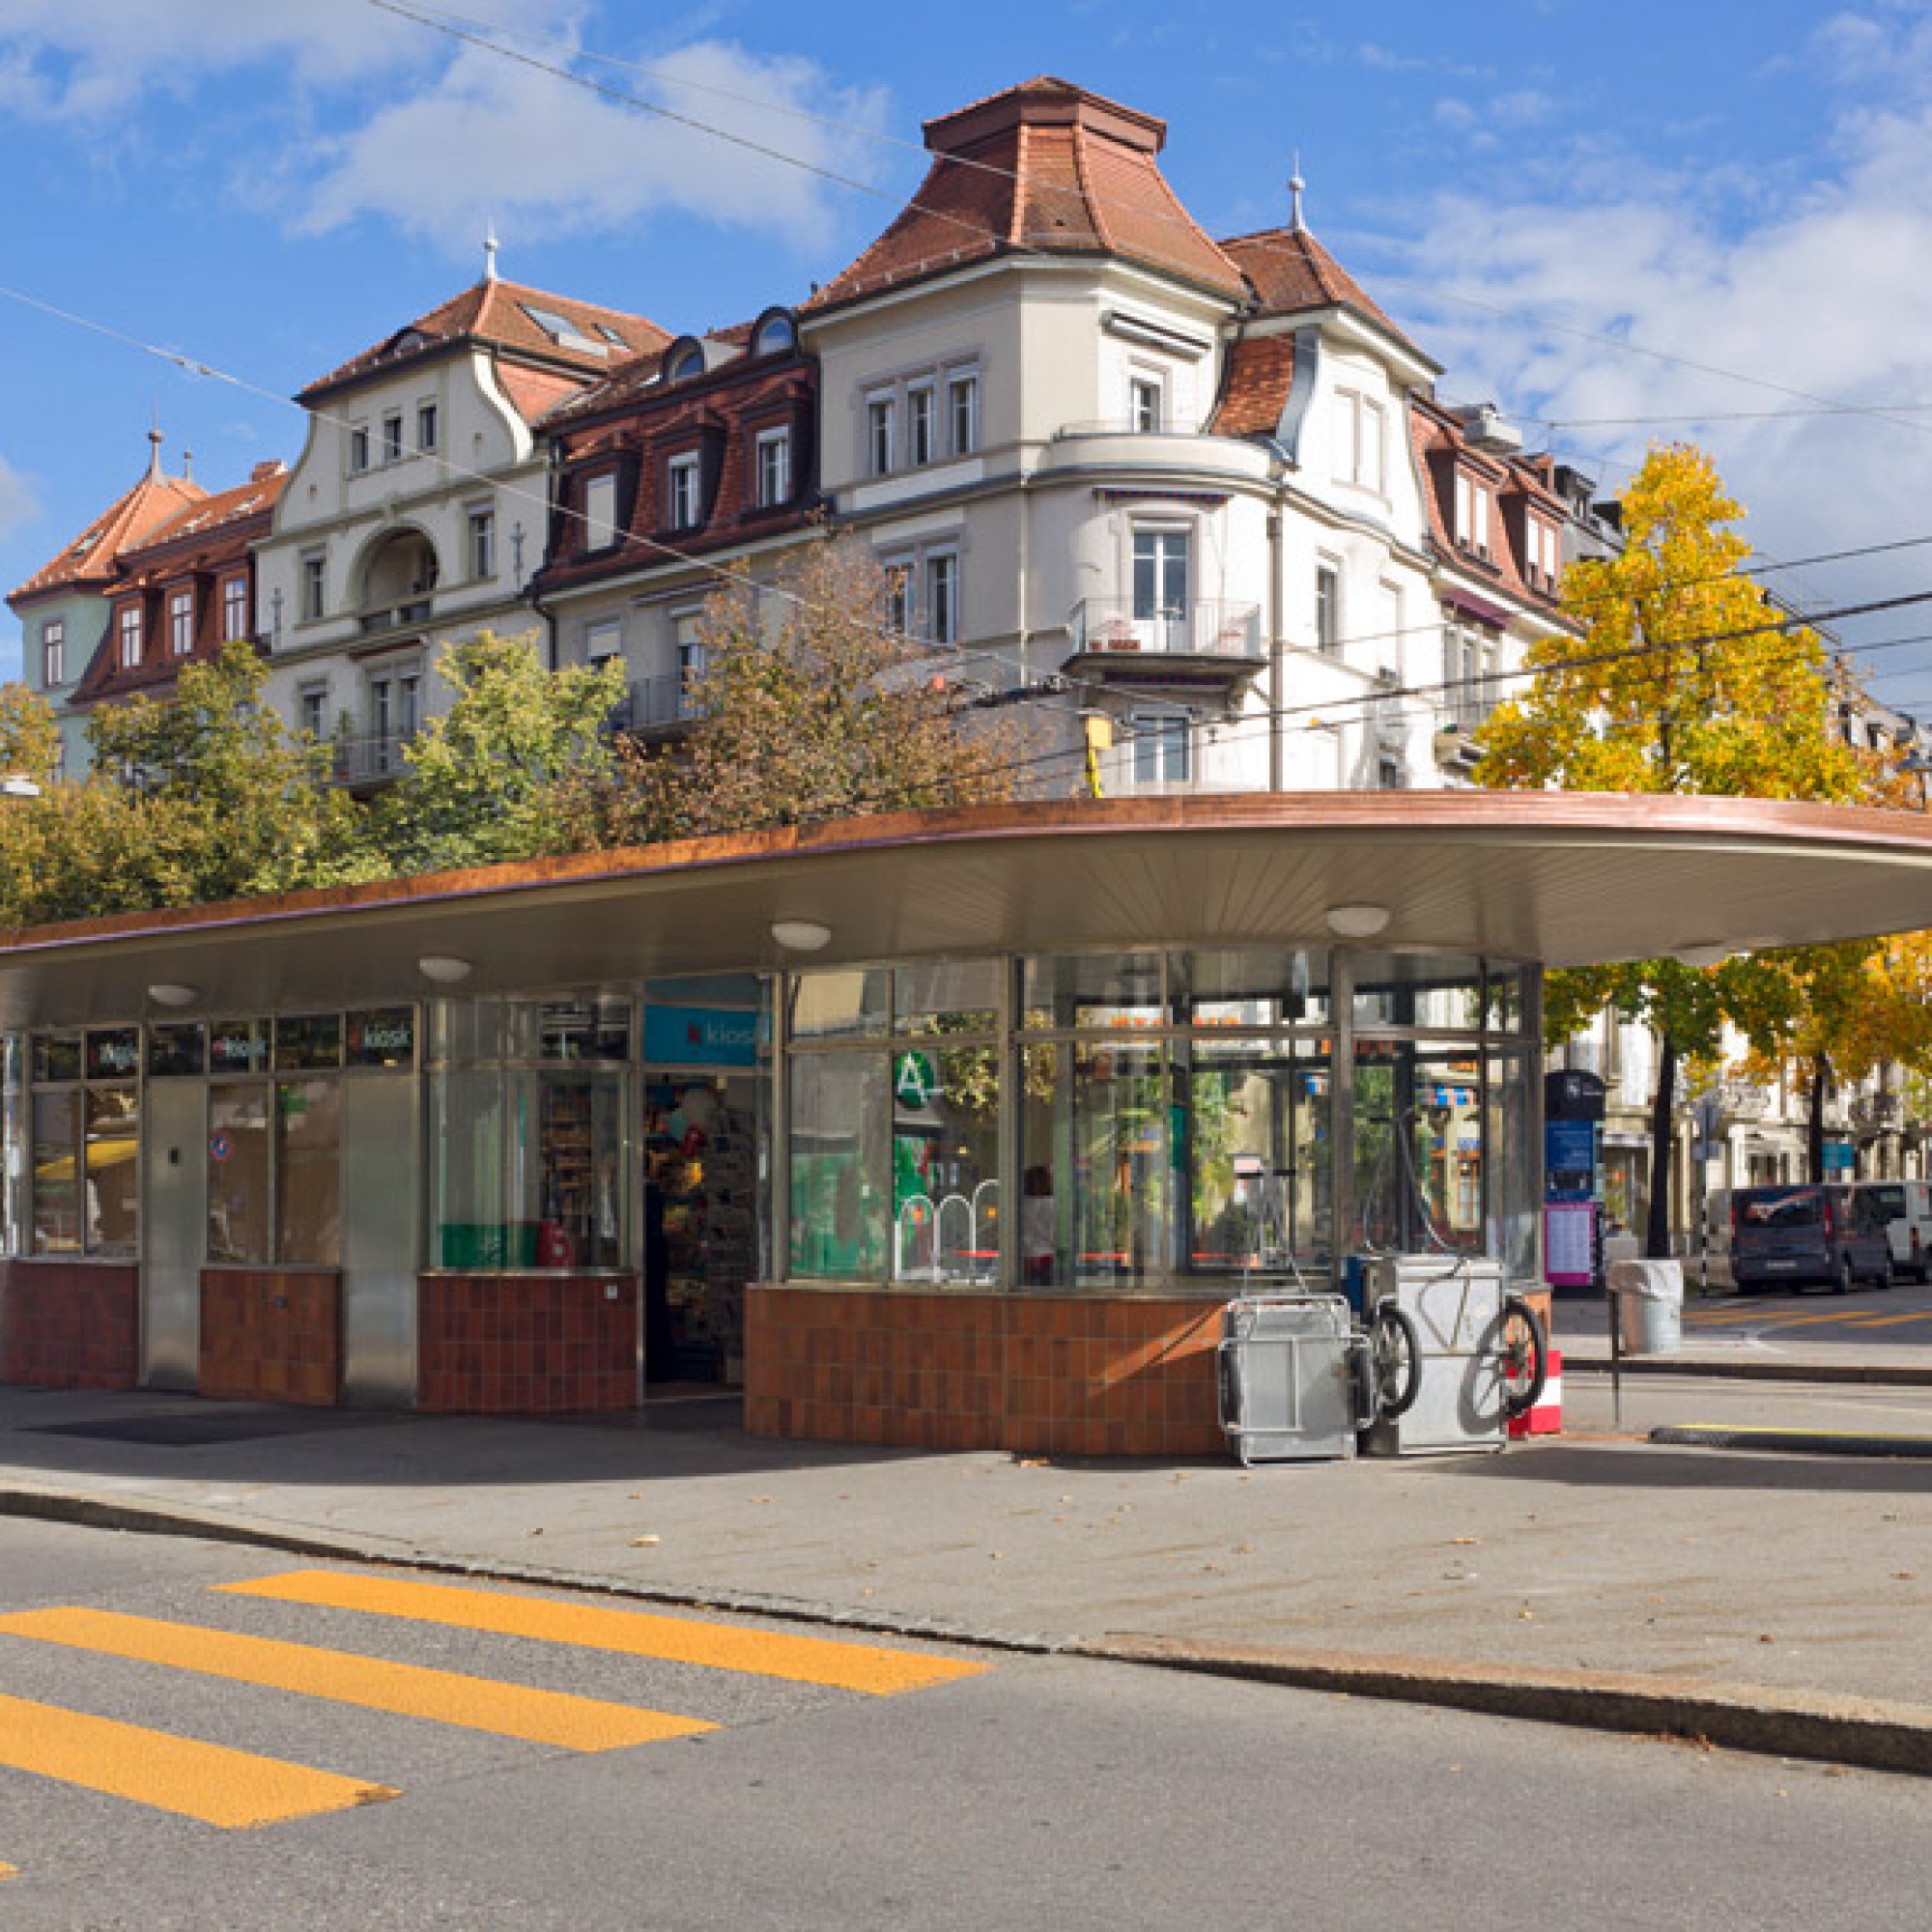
[2,793,1930,1028]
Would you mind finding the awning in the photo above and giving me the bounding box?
[3,792,1931,1026]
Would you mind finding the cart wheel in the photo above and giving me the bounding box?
[1348,1337,1379,1430]
[1368,1298,1422,1420]
[1499,1294,1548,1420]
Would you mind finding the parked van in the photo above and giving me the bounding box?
[1729,1183,1894,1293]
[1850,1179,1932,1284]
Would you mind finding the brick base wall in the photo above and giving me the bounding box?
[0,1261,140,1390]
[745,1288,1224,1457]
[417,1273,638,1414]
[199,1269,342,1406]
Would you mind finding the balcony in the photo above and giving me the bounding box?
[357,599,433,639]
[1065,599,1263,683]
[331,728,420,788]
[614,673,706,734]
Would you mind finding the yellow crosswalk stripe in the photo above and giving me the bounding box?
[0,1690,394,1829]
[0,1608,715,1753]
[222,1572,988,1696]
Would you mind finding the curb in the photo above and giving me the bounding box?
[9,1481,1932,1778]
[1649,1424,1932,1458]
[1080,1634,1932,1778]
[1562,1354,1932,1387]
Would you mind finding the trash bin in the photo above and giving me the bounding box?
[1606,1258,1683,1355]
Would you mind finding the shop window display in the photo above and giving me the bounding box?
[28,1030,140,1258]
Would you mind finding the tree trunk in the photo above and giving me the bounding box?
[1806,1052,1831,1184]
[1646,1031,1677,1261]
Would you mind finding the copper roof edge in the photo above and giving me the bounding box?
[2,793,1928,962]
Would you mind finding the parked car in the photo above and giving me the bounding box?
[1730,1183,1894,1293]
[1850,1179,1932,1284]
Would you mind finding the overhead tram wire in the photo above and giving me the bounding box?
[365,0,1932,638]
[9,13,1924,736]
[368,0,1932,451]
[0,282,1036,703]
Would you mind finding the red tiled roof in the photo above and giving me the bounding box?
[108,468,286,593]
[497,364,593,427]
[805,77,1247,313]
[1209,332,1297,439]
[298,278,671,402]
[1219,225,1419,354]
[1410,395,1570,616]
[8,458,206,606]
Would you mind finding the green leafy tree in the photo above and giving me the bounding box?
[585,534,1034,844]
[1478,444,1867,1256]
[0,681,61,787]
[372,631,628,874]
[0,640,374,924]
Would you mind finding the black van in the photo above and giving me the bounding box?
[1730,1183,1894,1294]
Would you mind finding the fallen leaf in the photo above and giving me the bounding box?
[631,1535,661,1548]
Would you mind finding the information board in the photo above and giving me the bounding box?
[1544,1199,1598,1287]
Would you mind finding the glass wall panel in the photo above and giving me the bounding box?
[273,1014,343,1072]
[430,1069,513,1266]
[209,1020,265,1076]
[275,1079,341,1264]
[788,1054,889,1277]
[84,1087,139,1258]
[1488,1050,1537,1280]
[208,1084,271,1264]
[1351,954,1484,1032]
[895,959,1001,1036]
[1021,952,1163,1030]
[890,1037,1001,1284]
[31,1089,79,1255]
[33,1034,81,1086]
[2,1035,20,1257]
[790,970,890,1042]
[149,1024,207,1078]
[1177,950,1332,1028]
[1484,966,1527,1036]
[1351,1038,1486,1255]
[1180,1037,1332,1277]
[1021,1038,1167,1287]
[537,1070,625,1268]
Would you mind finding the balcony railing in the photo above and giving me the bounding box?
[613,673,707,732]
[1066,599,1263,663]
[331,727,420,786]
[358,599,433,638]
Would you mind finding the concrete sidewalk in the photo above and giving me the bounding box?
[3,1352,1932,1776]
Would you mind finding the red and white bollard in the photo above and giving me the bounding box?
[1507,1347,1563,1438]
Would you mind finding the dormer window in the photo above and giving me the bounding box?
[753,312,796,356]
[1454,471,1492,556]
[668,454,702,530]
[668,344,706,383]
[755,428,792,509]
[1525,516,1560,586]
[118,606,142,668]
[168,588,193,658]
[582,472,619,551]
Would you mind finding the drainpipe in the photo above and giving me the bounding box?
[1266,502,1284,792]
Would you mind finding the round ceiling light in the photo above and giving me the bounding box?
[1325,903,1392,940]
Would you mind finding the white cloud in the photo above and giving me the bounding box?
[1388,8,1932,679]
[298,37,888,257]
[0,0,440,116]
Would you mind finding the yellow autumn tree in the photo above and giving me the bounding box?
[1478,443,1870,1256]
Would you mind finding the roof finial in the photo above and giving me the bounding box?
[483,218,499,283]
[147,404,164,478]
[1290,155,1307,233]
[182,445,194,483]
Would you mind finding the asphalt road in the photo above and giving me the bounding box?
[3,1520,1930,1931]
[1555,1274,1932,1355]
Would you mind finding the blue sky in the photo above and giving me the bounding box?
[5,1,1932,710]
